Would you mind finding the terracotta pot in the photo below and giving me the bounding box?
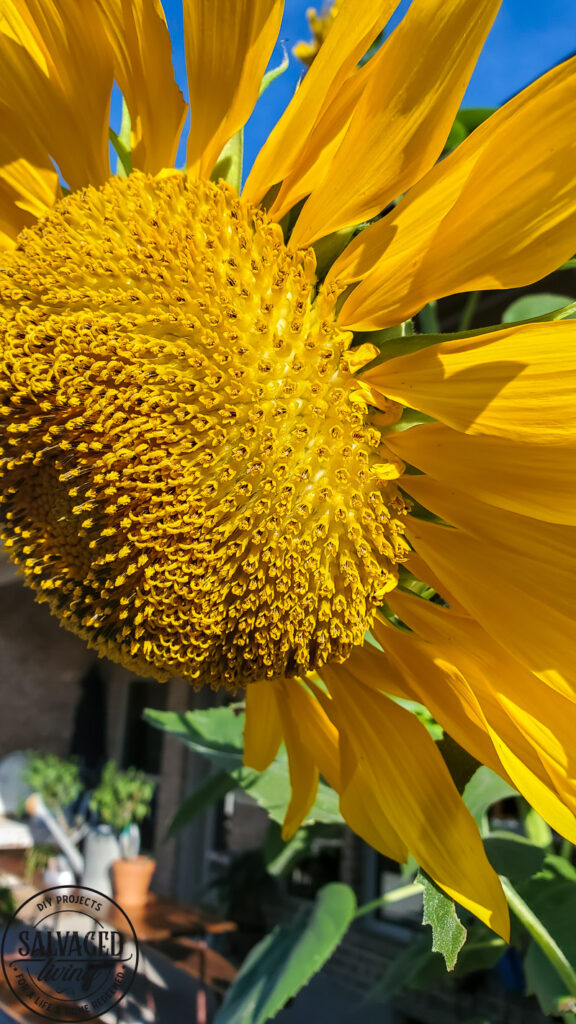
[111,855,155,907]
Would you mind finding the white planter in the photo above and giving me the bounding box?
[44,855,75,887]
[81,825,121,896]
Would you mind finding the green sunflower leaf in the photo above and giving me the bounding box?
[463,766,518,832]
[144,706,244,767]
[521,806,554,850]
[484,831,546,882]
[214,883,356,1024]
[502,292,576,324]
[420,873,467,971]
[146,706,344,829]
[164,770,239,839]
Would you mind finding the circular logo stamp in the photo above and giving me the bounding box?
[1,885,139,1022]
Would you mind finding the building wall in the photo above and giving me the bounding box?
[0,572,93,757]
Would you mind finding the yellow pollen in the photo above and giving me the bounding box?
[0,171,408,688]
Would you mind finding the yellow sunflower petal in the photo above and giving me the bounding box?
[365,323,576,445]
[243,0,397,205]
[337,729,409,862]
[0,105,60,246]
[274,680,319,840]
[490,739,576,844]
[334,55,576,328]
[382,595,576,841]
[243,680,283,771]
[389,422,576,525]
[96,0,186,173]
[267,59,370,222]
[367,617,505,777]
[0,0,113,190]
[324,667,509,936]
[378,609,576,844]
[184,0,284,179]
[403,476,576,696]
[317,664,411,862]
[290,0,500,247]
[286,681,341,791]
[403,551,469,614]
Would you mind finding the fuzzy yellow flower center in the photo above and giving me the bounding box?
[0,171,407,688]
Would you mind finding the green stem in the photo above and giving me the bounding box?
[501,875,576,997]
[418,300,440,334]
[459,291,480,331]
[355,882,423,919]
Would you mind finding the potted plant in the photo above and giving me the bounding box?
[22,752,84,883]
[89,761,156,906]
[22,752,83,832]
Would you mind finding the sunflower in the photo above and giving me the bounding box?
[292,1,343,68]
[1,0,576,939]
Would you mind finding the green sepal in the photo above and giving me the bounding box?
[259,48,289,97]
[312,226,356,278]
[110,99,132,178]
[211,129,244,192]
[445,107,495,151]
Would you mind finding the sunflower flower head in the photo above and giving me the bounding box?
[0,169,407,687]
[293,1,342,67]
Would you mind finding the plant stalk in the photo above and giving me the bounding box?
[418,301,440,334]
[501,874,576,998]
[459,291,480,331]
[355,882,423,919]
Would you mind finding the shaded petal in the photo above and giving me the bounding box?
[243,680,283,771]
[380,596,576,841]
[334,56,576,329]
[274,680,319,840]
[324,666,509,936]
[389,422,576,524]
[96,0,186,173]
[403,550,469,614]
[338,729,409,863]
[365,323,576,445]
[0,105,60,246]
[0,0,113,189]
[290,0,500,247]
[184,0,284,179]
[288,680,341,792]
[365,619,505,777]
[317,664,411,862]
[402,475,576,695]
[243,0,397,204]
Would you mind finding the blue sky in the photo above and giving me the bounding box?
[160,0,576,174]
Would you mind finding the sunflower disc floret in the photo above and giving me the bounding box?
[0,171,407,687]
